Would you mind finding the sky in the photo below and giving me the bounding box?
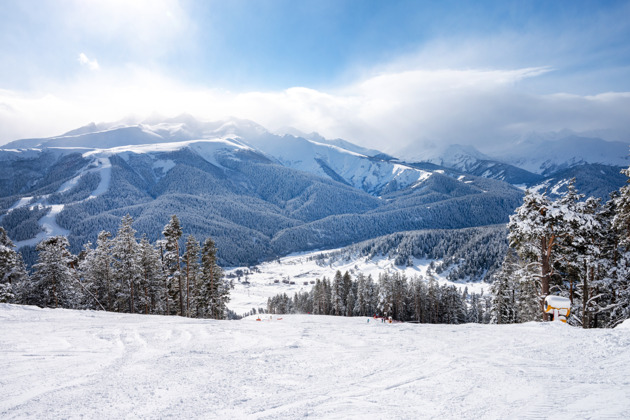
[1,0,630,155]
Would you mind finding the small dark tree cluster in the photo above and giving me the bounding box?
[1,215,232,319]
[267,270,491,324]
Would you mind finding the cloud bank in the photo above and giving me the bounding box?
[1,65,629,157]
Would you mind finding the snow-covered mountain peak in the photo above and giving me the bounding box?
[488,133,630,175]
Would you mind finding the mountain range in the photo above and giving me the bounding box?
[1,116,627,271]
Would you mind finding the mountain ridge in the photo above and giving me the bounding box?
[1,117,627,269]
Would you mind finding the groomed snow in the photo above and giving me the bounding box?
[1,304,628,419]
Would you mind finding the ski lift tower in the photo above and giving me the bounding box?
[544,295,571,323]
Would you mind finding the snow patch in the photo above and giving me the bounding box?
[152,159,176,175]
[7,196,33,212]
[15,204,69,248]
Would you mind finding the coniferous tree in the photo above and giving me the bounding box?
[354,272,374,316]
[183,234,201,317]
[331,270,345,315]
[111,215,142,313]
[342,271,353,314]
[28,236,79,308]
[611,168,630,326]
[198,237,231,319]
[163,215,184,315]
[508,190,567,320]
[410,276,428,322]
[138,236,166,315]
[0,227,28,303]
[79,231,113,311]
[490,249,519,324]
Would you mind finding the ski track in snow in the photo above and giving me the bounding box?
[1,304,629,419]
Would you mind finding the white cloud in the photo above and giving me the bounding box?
[1,66,629,157]
[78,53,99,71]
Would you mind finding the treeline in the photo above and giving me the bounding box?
[492,173,630,328]
[0,215,233,319]
[267,270,492,324]
[311,225,508,283]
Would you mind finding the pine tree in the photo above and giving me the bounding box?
[342,271,353,314]
[0,227,28,303]
[183,235,201,317]
[28,236,79,308]
[515,259,543,322]
[198,237,231,319]
[410,275,428,322]
[79,230,114,311]
[490,249,519,324]
[111,215,142,313]
[138,236,166,315]
[331,270,345,315]
[508,189,567,320]
[354,272,371,316]
[163,215,184,315]
[378,273,394,319]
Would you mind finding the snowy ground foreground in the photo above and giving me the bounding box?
[2,304,629,419]
[228,250,487,315]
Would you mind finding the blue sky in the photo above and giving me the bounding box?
[1,0,629,154]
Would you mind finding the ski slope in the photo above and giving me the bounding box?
[1,304,629,419]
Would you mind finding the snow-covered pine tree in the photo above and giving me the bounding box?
[0,227,28,303]
[138,236,166,315]
[514,259,541,322]
[331,270,345,316]
[346,286,356,317]
[442,285,466,324]
[162,215,183,316]
[377,272,394,319]
[198,237,231,319]
[409,275,428,322]
[111,215,142,313]
[354,272,371,316]
[312,278,325,315]
[559,195,606,327]
[610,166,630,326]
[490,249,519,324]
[183,234,201,317]
[342,271,353,315]
[508,189,566,320]
[467,292,482,323]
[426,273,440,323]
[79,230,114,311]
[28,236,79,308]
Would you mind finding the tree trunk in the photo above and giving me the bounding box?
[186,256,190,318]
[582,265,589,329]
[130,279,135,314]
[541,236,551,321]
[176,242,184,316]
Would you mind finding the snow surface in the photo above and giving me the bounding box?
[1,304,629,419]
[227,249,487,315]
